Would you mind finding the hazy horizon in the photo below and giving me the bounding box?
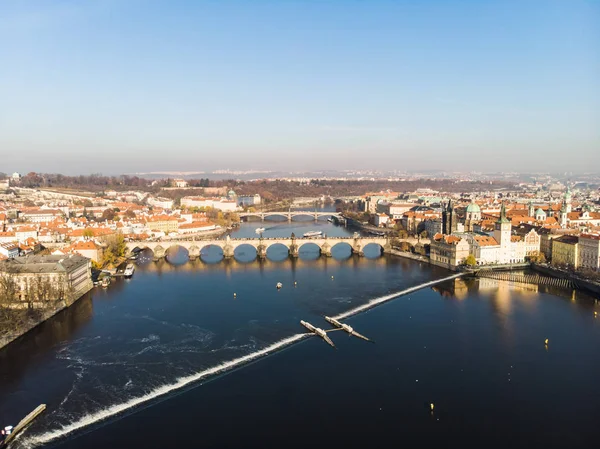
[1,0,599,174]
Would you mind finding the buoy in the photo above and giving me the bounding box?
[294,281,297,286]
[430,403,434,411]
[544,338,549,345]
[331,276,334,279]
[233,293,236,298]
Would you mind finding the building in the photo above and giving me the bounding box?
[238,194,262,207]
[552,235,579,269]
[0,254,93,307]
[146,215,179,233]
[178,222,219,234]
[0,243,19,259]
[68,240,103,263]
[578,234,600,271]
[430,234,470,269]
[15,226,38,243]
[373,213,390,227]
[20,209,64,223]
[180,197,239,212]
[423,218,442,238]
[146,196,175,210]
[173,179,188,188]
[376,202,414,220]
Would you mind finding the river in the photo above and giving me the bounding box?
[0,216,599,448]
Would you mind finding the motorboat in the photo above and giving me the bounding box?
[303,231,322,237]
[255,227,265,234]
[124,263,135,278]
[276,282,283,289]
[327,217,334,223]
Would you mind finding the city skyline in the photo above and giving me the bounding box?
[1,0,599,174]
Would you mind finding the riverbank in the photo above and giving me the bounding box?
[532,264,600,296]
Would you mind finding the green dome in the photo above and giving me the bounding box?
[466,203,481,213]
[535,208,545,216]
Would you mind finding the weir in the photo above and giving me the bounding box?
[22,272,465,448]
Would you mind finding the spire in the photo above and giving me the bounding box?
[497,202,509,224]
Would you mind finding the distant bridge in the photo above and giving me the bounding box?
[238,211,341,221]
[127,235,397,262]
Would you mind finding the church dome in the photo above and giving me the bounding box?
[535,208,545,216]
[466,203,481,213]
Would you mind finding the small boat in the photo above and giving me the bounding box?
[124,263,135,278]
[303,231,323,237]
[276,282,283,289]
[101,277,111,288]
[327,217,334,223]
[255,227,265,234]
[0,404,46,449]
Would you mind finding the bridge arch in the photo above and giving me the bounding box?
[234,243,258,262]
[266,243,290,262]
[199,243,224,263]
[330,241,353,259]
[362,242,385,258]
[164,244,189,264]
[297,242,321,260]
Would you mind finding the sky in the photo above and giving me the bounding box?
[0,0,599,175]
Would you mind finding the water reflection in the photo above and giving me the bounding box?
[0,294,94,393]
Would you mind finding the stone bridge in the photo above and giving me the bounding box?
[238,211,341,221]
[127,235,390,261]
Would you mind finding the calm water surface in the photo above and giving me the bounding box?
[0,219,599,449]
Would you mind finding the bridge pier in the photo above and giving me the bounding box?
[153,245,166,261]
[320,242,332,257]
[188,245,200,261]
[289,244,299,258]
[257,245,267,259]
[223,244,234,259]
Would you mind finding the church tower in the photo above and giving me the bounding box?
[559,201,568,228]
[547,203,554,218]
[442,200,457,235]
[564,186,572,214]
[494,203,512,261]
[528,201,534,217]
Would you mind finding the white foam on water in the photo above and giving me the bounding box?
[22,272,464,448]
[332,273,465,321]
[24,333,308,448]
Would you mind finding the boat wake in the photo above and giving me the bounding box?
[20,272,463,448]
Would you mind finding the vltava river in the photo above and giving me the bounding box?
[0,217,598,448]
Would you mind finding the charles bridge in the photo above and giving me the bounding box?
[126,235,413,261]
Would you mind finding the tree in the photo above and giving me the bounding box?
[528,251,546,263]
[465,254,477,267]
[124,209,136,219]
[101,208,116,222]
[83,228,94,239]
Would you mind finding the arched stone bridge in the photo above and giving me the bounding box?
[238,211,341,221]
[127,235,390,261]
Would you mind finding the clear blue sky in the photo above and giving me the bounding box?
[1,0,598,175]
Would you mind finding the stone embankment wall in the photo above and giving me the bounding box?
[0,280,93,350]
[531,264,600,296]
